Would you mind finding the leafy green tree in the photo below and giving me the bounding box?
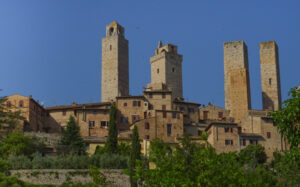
[136,135,278,186]
[238,144,267,166]
[130,125,141,187]
[89,166,107,186]
[104,104,118,154]
[271,87,300,148]
[271,148,300,185]
[0,133,44,159]
[60,115,86,155]
[0,96,23,136]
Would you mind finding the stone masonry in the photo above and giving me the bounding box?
[101,21,129,102]
[260,41,282,110]
[224,41,251,123]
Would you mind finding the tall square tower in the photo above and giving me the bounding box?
[101,21,129,102]
[149,41,183,99]
[224,40,251,123]
[259,41,281,110]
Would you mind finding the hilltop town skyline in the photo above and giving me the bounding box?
[1,1,299,109]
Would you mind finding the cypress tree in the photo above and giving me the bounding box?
[105,104,118,154]
[130,125,141,187]
[60,115,86,155]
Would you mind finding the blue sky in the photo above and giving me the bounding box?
[0,0,299,109]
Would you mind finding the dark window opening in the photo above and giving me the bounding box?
[110,45,112,51]
[267,132,271,139]
[19,100,24,108]
[163,112,167,118]
[269,78,272,85]
[172,67,175,72]
[149,93,153,98]
[162,93,166,99]
[198,130,202,136]
[89,121,95,128]
[167,124,172,136]
[123,102,127,107]
[172,112,177,119]
[203,111,208,120]
[218,112,223,118]
[145,122,150,130]
[162,105,166,110]
[62,110,66,116]
[157,69,159,74]
[145,135,150,140]
[101,121,108,127]
[225,140,233,145]
[188,108,194,113]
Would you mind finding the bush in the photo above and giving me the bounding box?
[238,144,267,166]
[7,155,32,169]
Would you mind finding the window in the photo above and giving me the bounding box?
[6,101,11,108]
[162,93,166,99]
[19,100,24,108]
[269,78,272,85]
[250,139,258,145]
[83,112,86,122]
[162,105,166,110]
[149,93,153,98]
[167,124,172,136]
[172,67,175,72]
[225,140,233,146]
[123,102,127,107]
[203,111,208,120]
[224,127,233,133]
[121,117,128,123]
[128,134,132,138]
[218,112,223,118]
[133,101,141,107]
[230,128,233,133]
[110,45,112,51]
[93,111,97,115]
[180,106,185,111]
[89,121,95,128]
[188,108,194,113]
[101,121,108,127]
[157,68,159,74]
[145,135,150,140]
[241,139,246,146]
[172,112,177,119]
[163,112,167,118]
[132,115,139,122]
[145,122,150,130]
[62,110,66,116]
[267,132,271,139]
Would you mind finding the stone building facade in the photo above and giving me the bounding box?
[6,21,289,159]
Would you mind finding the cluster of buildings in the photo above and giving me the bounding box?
[5,21,289,157]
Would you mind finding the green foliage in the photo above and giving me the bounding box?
[136,136,278,186]
[105,104,118,154]
[130,126,141,187]
[60,116,86,155]
[238,144,267,166]
[0,133,45,159]
[0,159,8,173]
[0,173,39,187]
[0,96,23,136]
[89,166,107,186]
[271,148,300,185]
[271,87,300,148]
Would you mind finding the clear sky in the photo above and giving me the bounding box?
[0,0,299,109]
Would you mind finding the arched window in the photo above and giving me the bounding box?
[19,100,24,108]
[145,122,150,130]
[109,27,114,36]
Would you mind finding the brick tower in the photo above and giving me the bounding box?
[149,41,183,99]
[101,21,129,102]
[259,41,282,110]
[224,40,251,122]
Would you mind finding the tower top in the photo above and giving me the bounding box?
[106,21,125,37]
[154,42,178,55]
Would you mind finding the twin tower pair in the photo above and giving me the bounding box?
[101,21,281,123]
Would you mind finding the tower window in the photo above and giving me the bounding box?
[157,69,159,74]
[110,45,112,51]
[172,67,175,72]
[109,27,114,35]
[167,124,172,136]
[19,100,24,108]
[269,78,272,85]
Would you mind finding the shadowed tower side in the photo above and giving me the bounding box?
[101,21,129,102]
[260,41,282,111]
[224,40,251,123]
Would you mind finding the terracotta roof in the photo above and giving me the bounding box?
[173,100,201,106]
[46,102,111,111]
[240,133,264,138]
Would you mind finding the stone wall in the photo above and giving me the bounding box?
[10,169,130,186]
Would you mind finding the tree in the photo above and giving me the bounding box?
[130,125,141,187]
[60,115,86,155]
[104,104,118,154]
[0,96,23,136]
[0,133,44,159]
[271,87,300,148]
[238,144,267,166]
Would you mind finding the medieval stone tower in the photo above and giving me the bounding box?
[101,21,129,102]
[149,41,183,99]
[259,41,282,110]
[224,40,251,122]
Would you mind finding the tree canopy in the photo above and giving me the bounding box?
[104,104,118,154]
